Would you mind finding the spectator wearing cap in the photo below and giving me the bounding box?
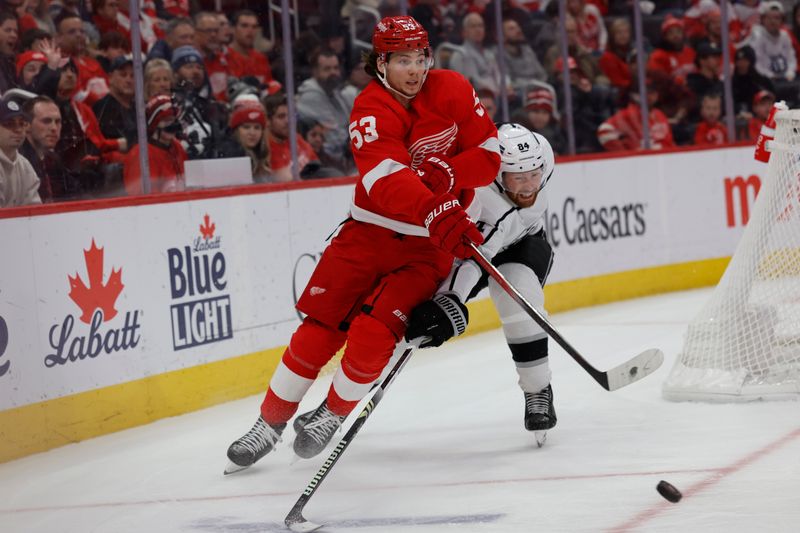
[148,17,194,63]
[449,12,505,97]
[218,103,272,182]
[745,2,797,84]
[144,58,173,100]
[263,92,318,183]
[54,11,109,105]
[694,92,728,146]
[732,45,775,116]
[0,11,19,94]
[552,54,611,153]
[93,54,137,146]
[227,10,281,94]
[501,18,547,95]
[647,15,696,86]
[124,94,187,195]
[748,89,776,140]
[19,95,80,202]
[16,50,47,89]
[296,48,353,165]
[599,18,633,99]
[193,11,232,102]
[517,88,567,155]
[171,44,228,159]
[687,42,724,121]
[597,80,674,152]
[566,0,607,54]
[0,98,41,207]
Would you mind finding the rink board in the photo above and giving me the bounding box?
[0,145,762,462]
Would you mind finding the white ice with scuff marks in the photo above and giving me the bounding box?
[2,288,800,533]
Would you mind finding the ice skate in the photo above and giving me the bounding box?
[292,409,314,434]
[524,384,556,447]
[224,416,286,474]
[293,399,346,459]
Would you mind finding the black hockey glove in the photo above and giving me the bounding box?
[405,293,469,348]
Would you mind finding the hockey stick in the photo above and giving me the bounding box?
[284,339,421,532]
[468,243,663,391]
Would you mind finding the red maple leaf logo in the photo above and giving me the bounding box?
[68,239,124,324]
[200,213,216,240]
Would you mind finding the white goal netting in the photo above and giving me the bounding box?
[663,110,800,402]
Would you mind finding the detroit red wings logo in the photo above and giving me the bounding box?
[68,239,124,324]
[409,123,458,169]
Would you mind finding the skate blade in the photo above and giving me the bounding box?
[535,430,547,448]
[223,460,250,475]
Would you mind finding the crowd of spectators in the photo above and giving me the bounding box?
[1,0,799,208]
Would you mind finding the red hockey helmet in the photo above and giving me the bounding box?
[372,16,430,55]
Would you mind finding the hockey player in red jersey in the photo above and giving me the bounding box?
[225,15,500,473]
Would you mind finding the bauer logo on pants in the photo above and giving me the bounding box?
[167,214,233,351]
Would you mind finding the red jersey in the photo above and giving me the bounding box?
[124,140,187,195]
[205,50,234,102]
[228,46,274,86]
[72,55,109,105]
[694,121,728,145]
[598,50,631,91]
[269,135,318,172]
[349,70,500,236]
[597,103,675,151]
[647,47,696,84]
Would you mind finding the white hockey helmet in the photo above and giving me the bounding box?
[496,123,554,192]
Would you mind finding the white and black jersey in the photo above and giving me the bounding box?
[444,181,550,303]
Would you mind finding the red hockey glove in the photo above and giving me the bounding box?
[417,155,455,195]
[421,193,484,259]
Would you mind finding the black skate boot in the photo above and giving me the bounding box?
[224,416,286,474]
[524,384,556,447]
[292,408,314,434]
[293,399,346,459]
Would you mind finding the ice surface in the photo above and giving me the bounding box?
[2,288,799,533]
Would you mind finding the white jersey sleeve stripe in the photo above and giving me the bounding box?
[362,158,407,194]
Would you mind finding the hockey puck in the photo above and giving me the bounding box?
[656,480,682,503]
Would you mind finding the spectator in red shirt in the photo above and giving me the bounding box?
[748,89,776,140]
[124,94,187,195]
[694,92,728,145]
[597,80,675,151]
[91,0,128,41]
[647,15,696,86]
[599,18,632,99]
[193,11,231,101]
[54,11,108,104]
[263,93,318,183]
[227,10,280,93]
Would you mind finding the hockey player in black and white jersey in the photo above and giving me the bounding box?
[405,122,557,446]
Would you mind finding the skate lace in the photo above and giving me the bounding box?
[303,404,344,446]
[525,388,551,415]
[238,417,282,456]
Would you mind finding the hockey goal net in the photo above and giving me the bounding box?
[663,110,800,402]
